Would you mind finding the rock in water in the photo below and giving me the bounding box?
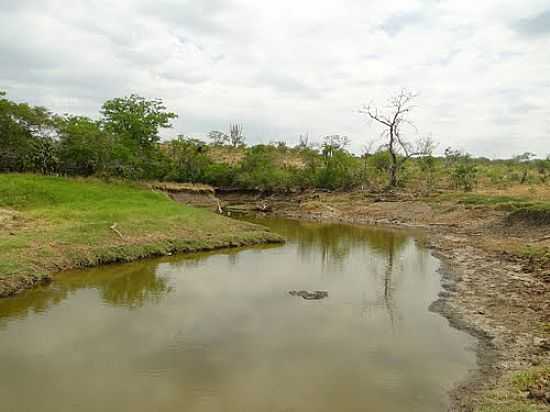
[288,290,328,300]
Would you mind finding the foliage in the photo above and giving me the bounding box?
[56,115,114,176]
[445,148,479,192]
[237,145,287,191]
[451,162,478,191]
[0,91,55,173]
[317,135,359,190]
[100,94,177,149]
[164,136,210,182]
[1,91,548,194]
[208,130,229,145]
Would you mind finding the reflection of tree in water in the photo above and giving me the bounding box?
[0,286,70,328]
[256,217,409,270]
[382,239,397,327]
[0,260,172,326]
[359,232,410,330]
[255,216,412,328]
[94,262,172,308]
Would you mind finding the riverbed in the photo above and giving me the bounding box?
[0,217,477,412]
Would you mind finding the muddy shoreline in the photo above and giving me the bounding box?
[215,190,549,411]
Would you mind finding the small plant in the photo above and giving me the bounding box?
[451,162,478,192]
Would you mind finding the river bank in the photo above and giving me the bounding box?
[215,189,550,411]
[0,175,283,298]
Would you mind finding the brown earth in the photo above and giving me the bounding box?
[212,189,550,412]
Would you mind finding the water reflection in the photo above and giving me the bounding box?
[0,260,171,324]
[245,217,411,269]
[0,217,476,412]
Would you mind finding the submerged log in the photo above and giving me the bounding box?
[289,290,328,300]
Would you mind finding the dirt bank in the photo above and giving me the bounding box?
[214,190,550,411]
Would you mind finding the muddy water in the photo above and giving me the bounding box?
[0,218,477,412]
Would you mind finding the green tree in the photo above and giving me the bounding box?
[165,136,211,182]
[100,94,177,149]
[56,115,114,176]
[317,135,358,190]
[0,91,55,173]
[237,145,285,190]
[208,130,229,145]
[513,152,536,184]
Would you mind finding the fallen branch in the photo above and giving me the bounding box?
[110,223,125,240]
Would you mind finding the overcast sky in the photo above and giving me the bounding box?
[1,0,549,157]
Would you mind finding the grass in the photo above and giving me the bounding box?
[435,192,550,225]
[476,365,550,412]
[0,174,282,286]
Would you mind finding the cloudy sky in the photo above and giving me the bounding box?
[1,0,549,157]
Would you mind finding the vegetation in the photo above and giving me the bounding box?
[360,90,435,187]
[1,90,549,194]
[476,365,550,412]
[0,174,282,282]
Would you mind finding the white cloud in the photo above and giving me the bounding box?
[1,0,549,157]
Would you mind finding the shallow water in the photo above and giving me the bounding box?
[0,217,477,412]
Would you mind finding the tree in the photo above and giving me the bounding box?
[165,136,210,182]
[229,123,245,147]
[445,148,478,191]
[0,91,56,173]
[208,130,229,145]
[100,94,177,149]
[361,90,435,187]
[56,115,114,176]
[535,156,550,183]
[513,152,536,184]
[320,135,350,158]
[318,135,357,189]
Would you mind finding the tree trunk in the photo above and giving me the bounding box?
[388,127,398,187]
[389,164,398,187]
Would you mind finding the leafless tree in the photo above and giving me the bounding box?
[297,132,311,148]
[360,90,435,187]
[229,123,245,147]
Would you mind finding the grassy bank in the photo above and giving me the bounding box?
[0,174,283,296]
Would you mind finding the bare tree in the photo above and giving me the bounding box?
[361,90,435,187]
[321,134,350,158]
[229,123,245,147]
[297,132,311,148]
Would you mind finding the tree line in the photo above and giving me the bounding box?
[1,90,549,192]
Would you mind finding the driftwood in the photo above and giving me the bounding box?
[289,290,328,300]
[110,223,125,240]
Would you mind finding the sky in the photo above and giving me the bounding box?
[1,0,549,158]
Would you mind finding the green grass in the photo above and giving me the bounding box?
[476,365,550,412]
[435,193,550,225]
[0,174,282,285]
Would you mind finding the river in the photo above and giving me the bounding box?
[0,217,477,412]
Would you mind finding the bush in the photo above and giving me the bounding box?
[451,163,478,191]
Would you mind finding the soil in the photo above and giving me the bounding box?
[215,189,550,411]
